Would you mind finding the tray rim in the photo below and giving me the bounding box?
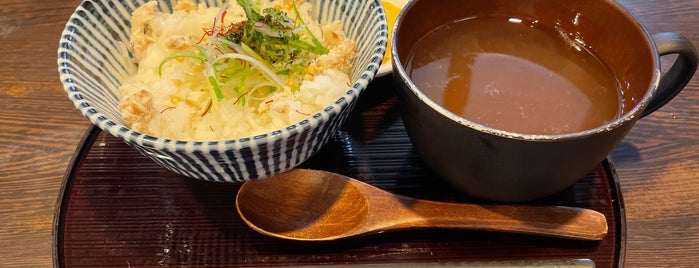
[605,157,627,268]
[52,125,627,268]
[52,125,101,268]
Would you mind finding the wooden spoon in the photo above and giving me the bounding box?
[236,169,608,241]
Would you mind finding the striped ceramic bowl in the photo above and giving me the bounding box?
[58,0,387,182]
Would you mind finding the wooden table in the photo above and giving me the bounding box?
[1,0,697,267]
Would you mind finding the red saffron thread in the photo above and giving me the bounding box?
[295,109,311,116]
[201,101,212,117]
[221,10,227,24]
[233,91,250,105]
[160,107,175,114]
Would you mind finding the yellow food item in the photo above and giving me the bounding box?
[381,0,402,65]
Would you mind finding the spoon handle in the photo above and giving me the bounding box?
[393,198,608,240]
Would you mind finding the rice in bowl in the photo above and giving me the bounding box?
[120,0,357,141]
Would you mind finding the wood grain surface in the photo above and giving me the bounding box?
[1,0,698,267]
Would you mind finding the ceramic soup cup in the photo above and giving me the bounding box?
[392,0,698,202]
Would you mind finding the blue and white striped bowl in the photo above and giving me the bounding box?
[58,0,387,182]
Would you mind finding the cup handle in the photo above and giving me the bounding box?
[642,32,698,117]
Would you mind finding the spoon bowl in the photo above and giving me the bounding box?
[236,169,608,241]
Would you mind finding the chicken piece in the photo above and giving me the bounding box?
[166,34,193,50]
[174,0,196,12]
[119,85,156,133]
[130,1,158,61]
[320,21,345,47]
[310,21,356,73]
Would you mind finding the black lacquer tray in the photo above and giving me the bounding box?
[53,76,625,267]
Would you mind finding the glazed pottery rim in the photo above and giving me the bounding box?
[391,0,662,141]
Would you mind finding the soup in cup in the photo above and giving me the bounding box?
[392,0,698,202]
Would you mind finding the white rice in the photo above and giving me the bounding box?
[119,0,354,141]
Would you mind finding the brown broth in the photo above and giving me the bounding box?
[405,16,623,135]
